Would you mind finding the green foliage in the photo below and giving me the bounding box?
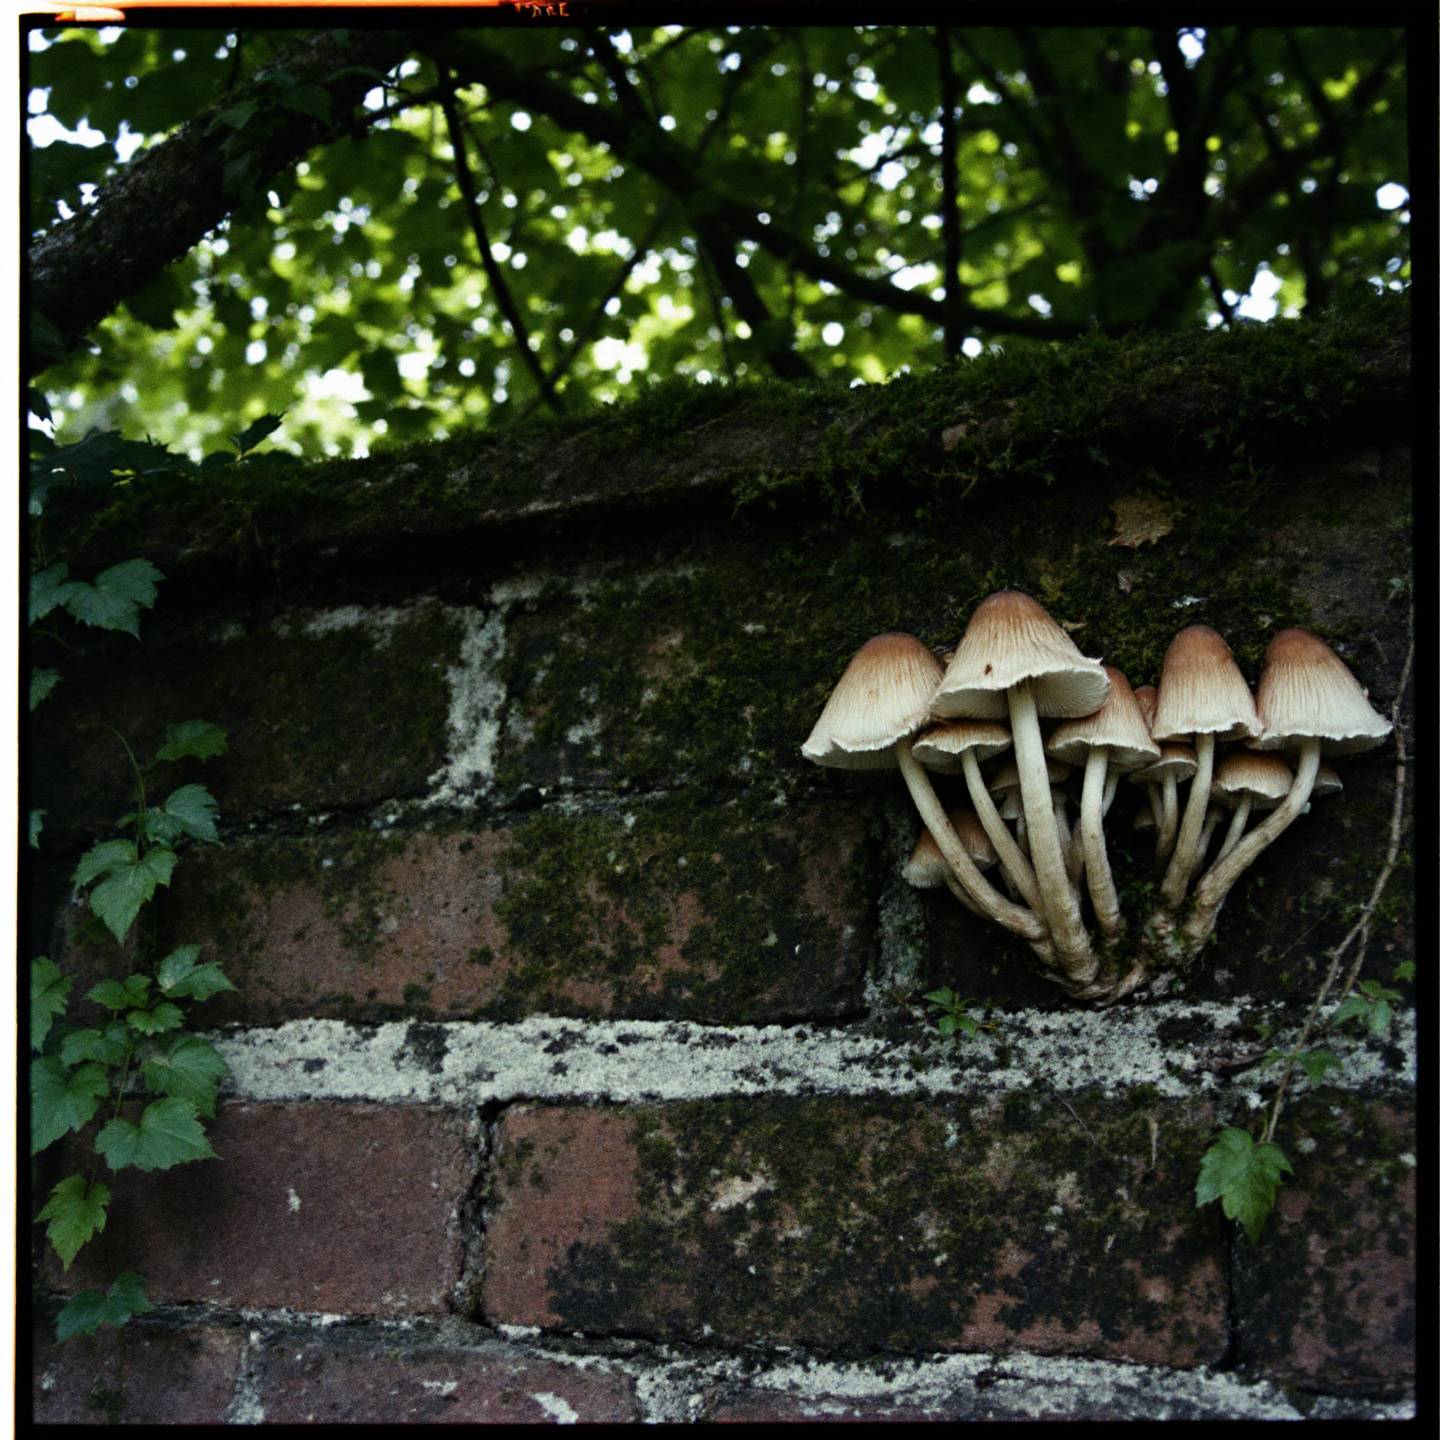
[55,1274,155,1343]
[155,720,229,764]
[1332,978,1402,1038]
[1195,1126,1293,1242]
[26,24,1407,455]
[30,668,60,710]
[922,986,996,1040]
[28,516,235,1342]
[38,1176,111,1270]
[95,1096,218,1172]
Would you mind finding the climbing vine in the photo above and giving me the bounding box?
[28,415,280,1340]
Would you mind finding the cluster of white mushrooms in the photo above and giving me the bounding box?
[803,591,1392,1003]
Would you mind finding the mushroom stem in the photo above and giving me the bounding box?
[1007,681,1097,979]
[896,739,1048,943]
[1197,806,1222,862]
[1080,748,1122,939]
[1161,733,1215,908]
[1216,796,1252,862]
[943,871,985,918]
[1102,772,1119,819]
[1157,773,1180,858]
[1184,741,1321,946]
[960,749,1043,911]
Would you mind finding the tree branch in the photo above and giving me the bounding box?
[936,27,964,360]
[28,27,422,370]
[436,65,563,415]
[442,35,1088,342]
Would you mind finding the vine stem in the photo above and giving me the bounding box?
[103,725,147,856]
[1259,617,1412,1147]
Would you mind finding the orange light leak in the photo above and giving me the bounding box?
[34,0,584,20]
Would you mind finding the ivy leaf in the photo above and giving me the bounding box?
[156,783,221,844]
[157,945,235,1002]
[96,1096,218,1172]
[31,957,71,1051]
[38,1175,111,1270]
[127,1002,186,1036]
[61,558,165,638]
[1298,1050,1341,1083]
[1195,1127,1293,1242]
[88,974,152,1012]
[141,1034,230,1118]
[30,1057,109,1154]
[30,667,61,710]
[55,1273,154,1342]
[60,1023,130,1068]
[29,563,80,623]
[73,838,138,889]
[155,719,229,763]
[88,847,179,943]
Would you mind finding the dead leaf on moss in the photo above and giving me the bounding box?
[941,422,970,452]
[1108,494,1178,549]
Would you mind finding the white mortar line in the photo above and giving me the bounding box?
[210,1000,1414,1107]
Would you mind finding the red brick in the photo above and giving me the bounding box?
[256,1334,639,1423]
[32,1320,243,1424]
[41,1104,476,1315]
[1235,1098,1416,1391]
[481,1096,1228,1365]
[120,800,871,1026]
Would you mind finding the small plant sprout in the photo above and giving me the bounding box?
[923,986,997,1041]
[802,596,1405,1005]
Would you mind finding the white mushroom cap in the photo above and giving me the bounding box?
[911,719,1011,773]
[1251,628,1393,756]
[1212,751,1294,809]
[902,809,995,887]
[931,590,1110,721]
[1313,762,1344,799]
[1047,665,1161,772]
[802,632,945,769]
[1130,741,1198,784]
[1152,625,1260,742]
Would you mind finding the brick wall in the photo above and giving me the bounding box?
[29,311,1416,1422]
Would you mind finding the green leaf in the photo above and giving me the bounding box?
[74,839,139,889]
[88,847,178,944]
[923,987,956,1008]
[30,311,68,365]
[127,1002,186,1036]
[95,1096,218,1172]
[1297,1050,1341,1083]
[156,783,221,844]
[29,563,79,623]
[30,810,45,849]
[937,1014,959,1036]
[141,1034,230,1118]
[155,720,229,763]
[30,668,61,710]
[31,957,71,1051]
[88,975,152,1012]
[157,945,235,1002]
[38,1175,111,1270]
[30,1057,109,1154]
[55,1273,154,1342]
[1392,960,1416,983]
[216,99,259,131]
[60,1023,130,1068]
[1195,1127,1293,1242]
[1332,995,1369,1027]
[1368,999,1393,1038]
[280,83,331,123]
[232,412,284,455]
[61,558,165,638]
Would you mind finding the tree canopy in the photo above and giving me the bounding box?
[27,21,1409,460]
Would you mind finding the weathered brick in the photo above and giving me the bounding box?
[255,1332,640,1423]
[40,1103,475,1315]
[32,1320,243,1424]
[1234,1096,1415,1392]
[30,600,465,840]
[709,1391,1114,1423]
[481,1096,1228,1365]
[80,797,872,1026]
